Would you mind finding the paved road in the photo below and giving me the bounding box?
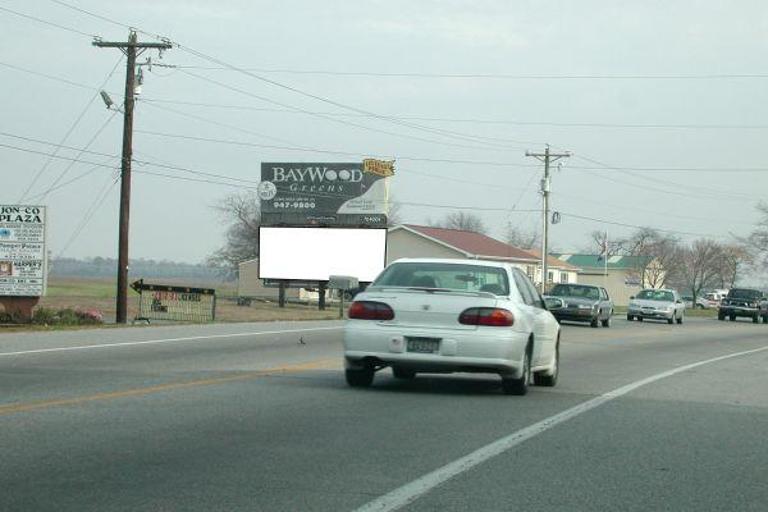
[1,317,766,511]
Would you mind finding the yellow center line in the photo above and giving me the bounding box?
[0,358,339,417]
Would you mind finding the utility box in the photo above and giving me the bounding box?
[328,275,359,291]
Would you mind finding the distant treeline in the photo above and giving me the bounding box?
[50,257,224,280]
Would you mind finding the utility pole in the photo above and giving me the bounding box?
[525,145,571,294]
[94,32,172,323]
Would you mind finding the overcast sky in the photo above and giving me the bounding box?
[2,0,767,263]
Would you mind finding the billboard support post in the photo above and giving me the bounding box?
[278,281,286,308]
[318,282,327,311]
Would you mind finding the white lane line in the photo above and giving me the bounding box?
[0,326,342,357]
[354,344,768,512]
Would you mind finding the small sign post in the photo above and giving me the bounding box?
[329,275,359,319]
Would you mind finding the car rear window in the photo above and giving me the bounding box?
[728,289,762,299]
[373,262,510,295]
[549,284,600,300]
[636,289,674,301]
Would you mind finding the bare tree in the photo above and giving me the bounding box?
[505,222,540,250]
[206,191,260,279]
[589,228,681,288]
[746,202,768,268]
[387,197,403,227]
[712,244,751,289]
[440,211,487,233]
[678,239,722,302]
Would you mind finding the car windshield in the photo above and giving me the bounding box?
[549,284,600,300]
[728,289,762,299]
[372,262,510,295]
[636,290,675,302]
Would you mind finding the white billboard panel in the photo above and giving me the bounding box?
[258,227,387,282]
[0,205,47,297]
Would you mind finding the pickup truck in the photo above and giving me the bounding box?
[718,288,768,323]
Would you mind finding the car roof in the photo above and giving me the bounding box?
[389,258,512,269]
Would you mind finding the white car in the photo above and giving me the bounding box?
[627,288,686,324]
[343,258,561,395]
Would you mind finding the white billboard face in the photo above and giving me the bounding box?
[258,227,387,282]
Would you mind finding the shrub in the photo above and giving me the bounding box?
[32,307,104,326]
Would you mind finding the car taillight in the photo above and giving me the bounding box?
[459,307,514,327]
[348,301,395,320]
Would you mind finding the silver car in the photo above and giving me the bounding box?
[627,288,686,324]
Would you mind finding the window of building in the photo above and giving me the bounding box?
[560,272,568,283]
[547,271,554,283]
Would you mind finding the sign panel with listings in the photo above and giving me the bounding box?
[0,204,47,297]
[259,159,394,227]
[131,280,216,323]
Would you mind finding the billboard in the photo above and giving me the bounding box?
[258,227,387,282]
[258,160,394,227]
[0,205,47,297]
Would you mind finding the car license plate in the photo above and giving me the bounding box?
[406,337,440,353]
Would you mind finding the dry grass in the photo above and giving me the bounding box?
[27,277,340,324]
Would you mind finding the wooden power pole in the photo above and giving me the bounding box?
[94,32,172,323]
[525,145,571,294]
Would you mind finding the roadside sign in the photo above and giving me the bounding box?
[131,280,216,323]
[0,205,47,297]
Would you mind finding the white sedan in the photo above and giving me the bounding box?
[343,258,561,395]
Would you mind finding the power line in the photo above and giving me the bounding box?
[133,129,536,169]
[48,0,129,30]
[567,153,759,201]
[17,55,123,202]
[39,110,119,200]
[0,61,100,92]
[6,132,739,239]
[177,69,525,152]
[140,97,768,131]
[559,211,732,239]
[0,5,97,38]
[26,157,120,201]
[57,173,119,258]
[161,64,768,81]
[130,167,741,240]
[6,60,768,172]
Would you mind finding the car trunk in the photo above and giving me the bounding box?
[363,289,500,331]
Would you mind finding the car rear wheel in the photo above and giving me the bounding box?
[392,367,416,380]
[729,315,736,321]
[534,343,559,387]
[345,367,374,388]
[718,312,725,321]
[502,348,531,396]
[590,315,600,328]
[637,317,643,322]
[753,314,760,324]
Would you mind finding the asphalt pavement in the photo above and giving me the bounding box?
[1,317,767,511]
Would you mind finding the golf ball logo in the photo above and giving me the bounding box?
[257,181,277,200]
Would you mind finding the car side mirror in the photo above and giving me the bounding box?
[629,296,635,300]
[543,297,564,310]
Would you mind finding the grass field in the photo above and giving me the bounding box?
[31,277,338,324]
